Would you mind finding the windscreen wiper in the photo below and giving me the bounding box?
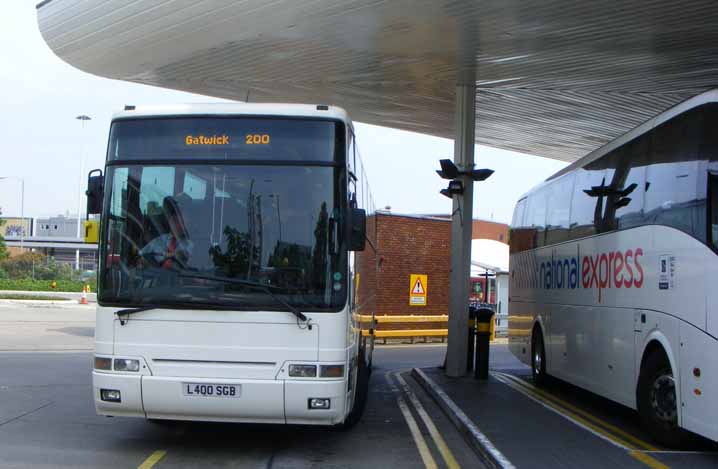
[115,305,160,326]
[178,273,309,325]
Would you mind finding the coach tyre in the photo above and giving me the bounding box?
[532,327,547,387]
[637,350,689,447]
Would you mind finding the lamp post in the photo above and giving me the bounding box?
[75,115,91,271]
[0,177,25,251]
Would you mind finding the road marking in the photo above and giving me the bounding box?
[629,450,671,469]
[492,372,668,469]
[497,372,659,451]
[394,372,460,469]
[138,450,167,469]
[385,372,438,469]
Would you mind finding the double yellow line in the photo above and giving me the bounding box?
[138,450,167,469]
[387,371,460,469]
[492,372,668,469]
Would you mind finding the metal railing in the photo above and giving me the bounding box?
[358,312,508,343]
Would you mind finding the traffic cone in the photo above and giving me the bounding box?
[80,285,88,305]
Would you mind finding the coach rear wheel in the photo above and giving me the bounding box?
[531,328,547,387]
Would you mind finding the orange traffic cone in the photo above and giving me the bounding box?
[80,285,89,305]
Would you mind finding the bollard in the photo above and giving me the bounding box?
[474,307,494,380]
[466,315,476,373]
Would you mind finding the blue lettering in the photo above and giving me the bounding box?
[569,258,578,289]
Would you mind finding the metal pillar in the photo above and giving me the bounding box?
[445,83,476,377]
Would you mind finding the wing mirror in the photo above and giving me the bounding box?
[347,208,366,251]
[86,169,104,216]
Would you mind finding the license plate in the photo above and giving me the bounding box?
[182,382,241,398]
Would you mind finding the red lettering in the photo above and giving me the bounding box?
[614,251,624,288]
[634,248,644,288]
[599,254,609,289]
[582,256,590,288]
[599,254,609,302]
[624,249,634,288]
[608,252,615,288]
[589,255,600,288]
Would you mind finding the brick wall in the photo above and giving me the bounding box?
[374,214,451,316]
[472,219,508,243]
[356,213,508,323]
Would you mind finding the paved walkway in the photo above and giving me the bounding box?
[415,345,718,468]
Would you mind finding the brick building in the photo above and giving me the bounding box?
[355,211,508,318]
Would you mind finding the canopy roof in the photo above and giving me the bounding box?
[37,0,718,162]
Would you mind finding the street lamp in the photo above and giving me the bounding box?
[0,177,25,250]
[75,115,92,271]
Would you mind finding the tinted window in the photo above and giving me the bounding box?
[511,198,527,227]
[570,167,607,239]
[588,134,649,233]
[710,173,718,250]
[101,163,347,311]
[526,188,547,247]
[108,118,342,163]
[614,136,648,230]
[545,173,574,244]
[645,110,705,241]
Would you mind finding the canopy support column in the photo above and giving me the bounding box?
[445,83,476,377]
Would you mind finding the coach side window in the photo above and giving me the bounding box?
[709,174,718,251]
[526,189,547,247]
[569,167,606,240]
[608,136,649,231]
[511,198,527,227]
[644,111,705,242]
[545,173,574,244]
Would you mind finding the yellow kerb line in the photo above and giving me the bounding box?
[492,374,668,469]
[497,372,659,451]
[138,450,167,469]
[385,372,438,469]
[394,372,461,469]
[629,450,672,469]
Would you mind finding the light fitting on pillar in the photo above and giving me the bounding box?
[436,159,460,180]
[436,158,494,198]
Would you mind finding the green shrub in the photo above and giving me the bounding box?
[0,252,77,281]
[0,278,95,293]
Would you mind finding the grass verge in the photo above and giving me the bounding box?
[0,279,95,292]
[0,294,70,301]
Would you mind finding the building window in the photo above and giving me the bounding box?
[499,234,504,241]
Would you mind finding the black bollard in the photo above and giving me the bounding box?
[466,307,477,373]
[474,308,494,380]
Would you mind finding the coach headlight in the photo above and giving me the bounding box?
[289,364,317,378]
[113,358,140,372]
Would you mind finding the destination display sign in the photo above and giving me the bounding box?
[108,118,340,162]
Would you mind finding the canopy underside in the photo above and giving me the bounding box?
[37,0,718,161]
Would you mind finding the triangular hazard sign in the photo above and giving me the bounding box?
[412,278,425,295]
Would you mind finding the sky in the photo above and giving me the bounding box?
[0,2,567,225]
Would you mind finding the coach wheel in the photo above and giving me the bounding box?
[531,328,547,387]
[637,350,690,447]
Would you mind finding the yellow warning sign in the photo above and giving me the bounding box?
[409,274,428,306]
